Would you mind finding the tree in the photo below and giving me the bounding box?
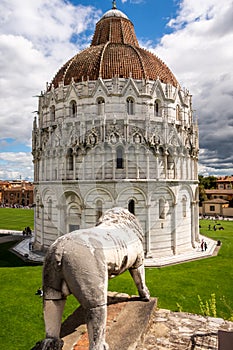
[198,175,217,206]
[199,175,217,189]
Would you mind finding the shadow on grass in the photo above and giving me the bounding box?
[0,239,41,267]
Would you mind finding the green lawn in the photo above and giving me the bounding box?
[109,220,233,320]
[0,241,78,350]
[0,212,233,349]
[0,208,34,231]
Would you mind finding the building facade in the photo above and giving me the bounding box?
[199,176,233,217]
[216,176,233,190]
[32,4,199,257]
[0,180,34,207]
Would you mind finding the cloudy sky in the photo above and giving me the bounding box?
[0,0,233,180]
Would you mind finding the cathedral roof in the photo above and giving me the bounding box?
[49,4,178,89]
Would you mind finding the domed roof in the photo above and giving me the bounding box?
[101,8,128,19]
[49,5,178,89]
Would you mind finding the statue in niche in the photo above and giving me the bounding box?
[134,133,141,144]
[110,132,118,144]
[54,125,62,147]
[150,134,160,145]
[89,133,96,145]
[31,208,150,350]
[42,131,49,148]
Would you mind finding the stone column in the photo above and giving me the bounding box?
[57,150,61,180]
[91,152,95,180]
[101,148,105,180]
[180,154,184,180]
[191,201,196,247]
[125,150,129,179]
[41,204,44,248]
[164,149,168,179]
[112,149,116,180]
[190,155,193,180]
[172,202,177,255]
[155,148,159,180]
[57,204,66,236]
[194,200,200,242]
[135,148,139,179]
[50,156,53,180]
[146,149,150,179]
[145,204,152,257]
[73,151,76,180]
[82,151,85,180]
[186,153,190,180]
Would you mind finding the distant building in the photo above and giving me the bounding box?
[217,175,233,190]
[200,176,233,217]
[205,176,233,203]
[205,189,233,203]
[32,4,199,256]
[0,180,34,207]
[201,198,229,217]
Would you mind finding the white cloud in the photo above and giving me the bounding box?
[0,0,232,180]
[0,0,101,180]
[150,0,233,176]
[0,152,33,180]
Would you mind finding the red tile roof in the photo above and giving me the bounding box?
[49,8,178,90]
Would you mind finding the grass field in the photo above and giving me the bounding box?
[0,207,34,231]
[0,208,233,349]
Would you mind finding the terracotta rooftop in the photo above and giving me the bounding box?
[203,198,229,204]
[205,189,233,194]
[217,176,233,182]
[49,6,178,89]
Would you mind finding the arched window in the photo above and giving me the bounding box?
[127,97,134,115]
[50,105,55,121]
[167,154,174,170]
[67,148,73,171]
[159,198,165,219]
[182,196,187,218]
[128,199,135,215]
[97,97,105,115]
[154,100,161,117]
[116,147,124,169]
[96,200,103,222]
[70,100,77,117]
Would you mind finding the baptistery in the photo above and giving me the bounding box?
[32,3,199,257]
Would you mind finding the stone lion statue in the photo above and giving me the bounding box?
[31,207,150,350]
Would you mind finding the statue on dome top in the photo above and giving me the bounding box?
[112,1,117,9]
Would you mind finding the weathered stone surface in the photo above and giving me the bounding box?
[137,309,233,350]
[62,295,157,350]
[62,297,233,350]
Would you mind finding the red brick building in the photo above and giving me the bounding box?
[0,180,34,207]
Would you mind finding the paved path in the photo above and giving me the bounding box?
[0,230,44,263]
[145,235,218,267]
[1,230,220,267]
